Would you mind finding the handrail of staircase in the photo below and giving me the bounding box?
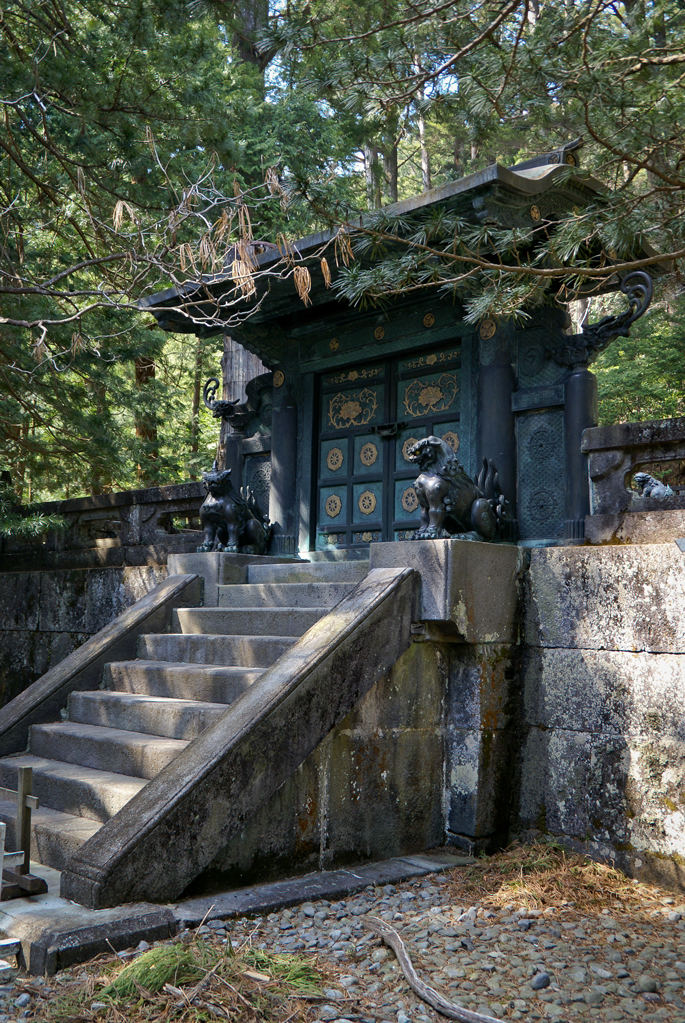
[0,574,202,756]
[60,567,418,909]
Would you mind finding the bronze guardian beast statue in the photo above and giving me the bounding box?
[197,461,271,555]
[407,435,512,542]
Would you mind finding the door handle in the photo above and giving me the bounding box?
[371,421,406,438]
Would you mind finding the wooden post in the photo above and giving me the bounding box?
[16,767,31,875]
[0,768,47,898]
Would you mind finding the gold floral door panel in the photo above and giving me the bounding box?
[316,348,461,549]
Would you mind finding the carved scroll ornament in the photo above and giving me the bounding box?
[550,271,653,369]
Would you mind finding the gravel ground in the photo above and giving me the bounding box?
[214,872,685,1023]
[9,847,685,1022]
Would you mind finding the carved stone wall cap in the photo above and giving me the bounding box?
[582,416,685,452]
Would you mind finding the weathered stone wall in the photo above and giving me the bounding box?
[518,543,685,890]
[0,482,204,707]
[188,635,523,894]
[0,565,167,708]
[196,641,449,890]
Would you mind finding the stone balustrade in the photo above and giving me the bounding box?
[0,482,204,572]
[581,417,685,544]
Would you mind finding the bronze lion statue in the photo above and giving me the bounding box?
[407,436,512,542]
[197,461,271,555]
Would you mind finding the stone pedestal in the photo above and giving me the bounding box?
[369,538,523,641]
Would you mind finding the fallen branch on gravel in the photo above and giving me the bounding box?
[362,916,503,1023]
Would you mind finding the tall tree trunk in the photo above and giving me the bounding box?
[418,108,432,192]
[384,144,398,203]
[190,339,204,460]
[135,356,158,483]
[364,143,382,208]
[231,0,272,88]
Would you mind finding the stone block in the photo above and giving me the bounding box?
[38,567,167,635]
[519,727,685,863]
[83,567,166,633]
[198,758,322,886]
[0,572,40,631]
[325,727,444,860]
[523,647,685,738]
[525,544,685,652]
[446,727,516,844]
[519,727,630,843]
[447,643,519,731]
[585,509,685,544]
[38,570,88,633]
[0,631,91,710]
[25,907,177,975]
[369,539,522,641]
[342,642,447,732]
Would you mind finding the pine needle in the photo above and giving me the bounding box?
[100,944,203,999]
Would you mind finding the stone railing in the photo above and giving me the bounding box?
[0,482,205,571]
[581,417,685,544]
[582,417,685,516]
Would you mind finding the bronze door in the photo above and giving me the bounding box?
[315,346,461,551]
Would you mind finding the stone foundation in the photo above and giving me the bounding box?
[518,543,685,892]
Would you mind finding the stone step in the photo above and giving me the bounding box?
[172,607,326,637]
[104,660,261,702]
[137,633,298,667]
[0,798,101,872]
[69,691,228,740]
[306,549,369,562]
[216,582,356,608]
[29,721,188,780]
[0,755,146,823]
[246,560,369,584]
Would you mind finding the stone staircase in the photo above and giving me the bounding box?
[0,558,369,875]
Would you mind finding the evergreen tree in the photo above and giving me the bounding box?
[0,0,360,502]
[263,0,685,320]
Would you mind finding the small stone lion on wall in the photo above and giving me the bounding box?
[407,436,512,542]
[197,461,270,555]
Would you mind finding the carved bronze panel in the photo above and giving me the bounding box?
[402,436,420,463]
[328,388,379,429]
[401,348,459,371]
[325,366,383,385]
[402,373,458,418]
[441,430,460,453]
[325,494,342,518]
[401,487,419,513]
[360,442,378,467]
